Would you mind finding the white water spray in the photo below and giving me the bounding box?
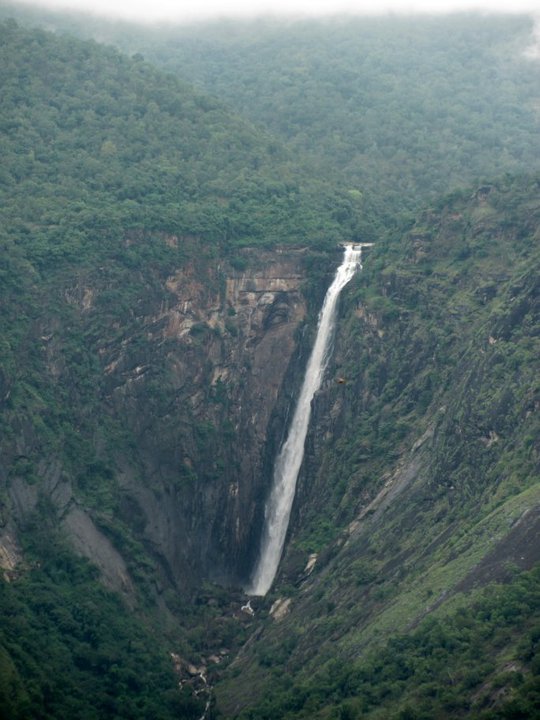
[247,244,365,596]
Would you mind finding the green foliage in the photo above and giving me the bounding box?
[0,19,352,262]
[235,567,540,720]
[216,175,540,719]
[299,175,540,533]
[0,527,202,719]
[58,13,540,232]
[0,12,538,720]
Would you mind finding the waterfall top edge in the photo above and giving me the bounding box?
[340,242,374,249]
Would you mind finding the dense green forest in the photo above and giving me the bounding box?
[0,7,538,720]
[2,6,538,230]
[0,534,201,720]
[119,14,540,221]
[0,19,356,262]
[232,566,540,719]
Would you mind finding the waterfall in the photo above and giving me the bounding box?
[247,244,364,596]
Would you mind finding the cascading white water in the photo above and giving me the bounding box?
[247,244,363,596]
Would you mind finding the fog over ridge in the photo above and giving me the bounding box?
[7,0,540,24]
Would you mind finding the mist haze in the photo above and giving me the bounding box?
[8,0,540,22]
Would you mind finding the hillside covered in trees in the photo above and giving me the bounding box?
[117,14,540,222]
[217,173,540,719]
[2,6,538,232]
[0,19,354,718]
[0,7,538,720]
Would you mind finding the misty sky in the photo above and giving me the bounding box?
[10,0,540,23]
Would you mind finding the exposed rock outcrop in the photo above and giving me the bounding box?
[87,247,310,589]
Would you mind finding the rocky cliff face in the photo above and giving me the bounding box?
[0,243,314,595]
[105,247,311,588]
[214,178,540,718]
[1,177,538,719]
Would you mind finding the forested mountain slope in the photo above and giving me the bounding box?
[0,12,538,720]
[3,8,537,232]
[0,21,353,718]
[216,174,540,719]
[141,15,540,211]
[133,14,540,226]
[0,19,357,255]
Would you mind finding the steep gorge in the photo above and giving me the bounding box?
[216,177,540,719]
[101,245,313,589]
[1,242,329,594]
[0,17,539,720]
[0,19,352,610]
[1,176,538,719]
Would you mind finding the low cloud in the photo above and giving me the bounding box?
[10,0,540,23]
